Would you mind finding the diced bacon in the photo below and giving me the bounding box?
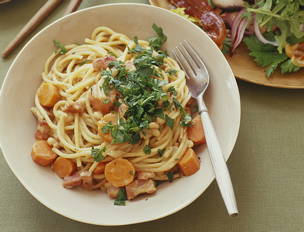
[92,56,116,71]
[89,93,116,114]
[105,182,120,199]
[63,173,82,189]
[63,101,85,114]
[126,179,157,200]
[81,175,94,190]
[35,121,51,140]
[137,171,155,180]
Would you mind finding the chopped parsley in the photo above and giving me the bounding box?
[173,98,192,127]
[53,40,67,55]
[165,115,174,129]
[102,98,110,104]
[157,149,165,157]
[99,25,190,144]
[143,145,152,154]
[166,172,174,182]
[91,147,106,162]
[167,86,177,96]
[114,188,127,206]
[148,23,167,50]
[167,69,177,75]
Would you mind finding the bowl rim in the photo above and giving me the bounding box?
[0,3,241,226]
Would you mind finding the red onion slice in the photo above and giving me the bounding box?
[232,18,249,52]
[231,9,245,43]
[254,16,278,46]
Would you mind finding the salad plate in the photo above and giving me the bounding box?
[150,0,304,89]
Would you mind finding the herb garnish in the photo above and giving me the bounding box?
[157,149,165,157]
[114,188,127,206]
[143,145,152,154]
[165,115,174,129]
[53,40,67,54]
[91,147,106,162]
[244,34,299,77]
[167,69,178,75]
[148,23,167,50]
[99,24,190,144]
[166,172,174,182]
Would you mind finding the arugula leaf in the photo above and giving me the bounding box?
[149,23,167,50]
[244,35,290,77]
[280,59,301,74]
[247,0,304,53]
[143,145,151,154]
[91,147,106,162]
[53,40,67,54]
[114,188,127,206]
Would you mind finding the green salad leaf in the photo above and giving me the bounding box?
[247,0,304,53]
[244,34,300,77]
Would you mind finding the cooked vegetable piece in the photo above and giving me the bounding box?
[37,82,60,107]
[63,173,82,189]
[285,43,304,67]
[97,113,117,143]
[31,140,57,166]
[93,162,106,174]
[125,179,157,200]
[178,148,200,176]
[187,114,206,144]
[104,158,135,187]
[53,157,76,178]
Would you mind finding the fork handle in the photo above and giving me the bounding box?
[198,100,238,216]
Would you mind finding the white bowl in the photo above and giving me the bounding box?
[0,3,240,226]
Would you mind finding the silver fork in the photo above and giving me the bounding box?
[172,40,238,216]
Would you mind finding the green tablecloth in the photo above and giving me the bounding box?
[1,1,304,231]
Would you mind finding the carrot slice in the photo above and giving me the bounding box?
[187,114,206,144]
[53,157,76,178]
[93,162,106,175]
[37,82,60,107]
[104,158,135,187]
[31,140,57,166]
[178,148,200,176]
[97,113,117,143]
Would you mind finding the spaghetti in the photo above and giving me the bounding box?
[31,24,205,203]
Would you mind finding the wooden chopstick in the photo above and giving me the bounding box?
[2,0,63,58]
[64,0,83,15]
